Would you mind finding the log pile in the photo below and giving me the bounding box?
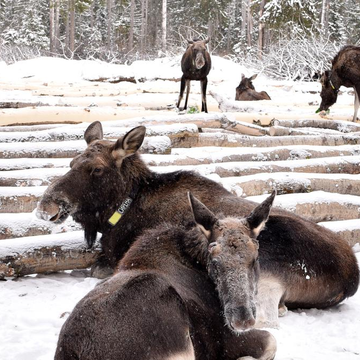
[1,113,360,278]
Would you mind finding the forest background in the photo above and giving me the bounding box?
[0,0,360,80]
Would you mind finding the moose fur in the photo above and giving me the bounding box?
[177,38,212,113]
[55,193,277,360]
[318,45,360,121]
[37,121,359,327]
[235,74,271,101]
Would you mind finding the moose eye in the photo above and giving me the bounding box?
[92,167,103,176]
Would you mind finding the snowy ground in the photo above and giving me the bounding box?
[0,56,359,360]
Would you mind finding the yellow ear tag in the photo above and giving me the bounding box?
[108,211,122,226]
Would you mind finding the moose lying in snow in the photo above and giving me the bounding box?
[37,121,359,327]
[55,193,277,360]
[235,74,271,101]
[318,45,360,121]
[177,38,211,113]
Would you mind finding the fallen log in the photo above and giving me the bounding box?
[0,187,45,213]
[220,172,360,197]
[194,132,360,148]
[246,191,360,223]
[271,118,360,133]
[320,219,360,247]
[3,155,360,186]
[269,126,343,137]
[0,231,100,278]
[0,135,172,158]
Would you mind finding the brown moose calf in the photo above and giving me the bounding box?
[55,193,277,360]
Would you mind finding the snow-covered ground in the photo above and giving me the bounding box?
[0,56,359,360]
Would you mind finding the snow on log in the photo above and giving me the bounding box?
[246,191,360,223]
[3,155,360,187]
[0,123,198,143]
[0,187,45,213]
[0,135,172,158]
[195,132,360,148]
[0,231,100,278]
[220,172,360,197]
[3,144,360,171]
[271,119,360,133]
[269,125,343,137]
[320,219,360,247]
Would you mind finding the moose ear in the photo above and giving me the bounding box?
[246,190,276,238]
[204,37,210,44]
[241,73,245,80]
[250,74,258,81]
[84,121,103,145]
[188,192,218,240]
[112,126,146,164]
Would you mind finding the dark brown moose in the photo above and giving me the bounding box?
[177,38,212,113]
[54,193,277,360]
[318,45,360,121]
[36,121,359,327]
[235,74,271,101]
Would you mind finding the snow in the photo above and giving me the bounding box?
[0,55,360,360]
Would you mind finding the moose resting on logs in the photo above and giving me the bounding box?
[318,45,360,121]
[55,193,277,360]
[235,74,271,101]
[177,38,211,113]
[36,121,359,328]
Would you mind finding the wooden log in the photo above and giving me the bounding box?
[0,135,172,158]
[0,232,100,278]
[271,118,360,133]
[246,191,360,223]
[0,123,198,143]
[0,101,50,109]
[320,219,360,247]
[269,126,343,137]
[0,187,45,213]
[194,132,360,148]
[220,172,360,197]
[3,155,360,186]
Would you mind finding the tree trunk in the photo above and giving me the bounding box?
[54,0,60,52]
[69,0,75,55]
[161,0,167,52]
[128,0,135,52]
[320,0,330,36]
[107,0,113,52]
[258,0,266,59]
[49,0,55,54]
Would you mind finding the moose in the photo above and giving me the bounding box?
[177,38,212,113]
[235,74,271,101]
[318,45,360,121]
[55,192,277,360]
[36,121,359,327]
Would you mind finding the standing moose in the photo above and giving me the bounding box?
[318,45,360,121]
[36,121,359,328]
[235,74,271,101]
[177,38,212,113]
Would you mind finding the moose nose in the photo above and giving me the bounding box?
[36,201,61,222]
[225,305,256,332]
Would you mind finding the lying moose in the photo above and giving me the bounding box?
[36,121,359,328]
[235,74,271,101]
[55,193,277,360]
[318,45,360,121]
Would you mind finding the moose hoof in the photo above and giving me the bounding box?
[278,303,288,317]
[90,262,114,279]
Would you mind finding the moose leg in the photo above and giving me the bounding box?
[353,87,360,122]
[223,328,277,360]
[200,77,208,113]
[255,275,285,328]
[177,76,187,110]
[184,79,191,111]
